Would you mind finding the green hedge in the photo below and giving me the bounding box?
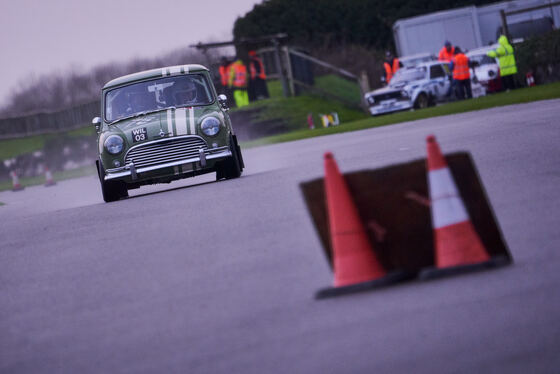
[515,29,560,85]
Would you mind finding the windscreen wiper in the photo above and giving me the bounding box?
[109,106,175,125]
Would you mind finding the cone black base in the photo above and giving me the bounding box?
[419,255,511,281]
[315,271,413,299]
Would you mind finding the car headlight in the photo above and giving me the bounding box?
[201,117,221,136]
[104,135,124,155]
[401,90,409,98]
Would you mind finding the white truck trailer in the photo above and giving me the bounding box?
[393,0,560,57]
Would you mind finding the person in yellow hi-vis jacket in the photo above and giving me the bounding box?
[228,58,249,108]
[487,35,517,91]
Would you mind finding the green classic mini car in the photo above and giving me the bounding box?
[93,64,244,202]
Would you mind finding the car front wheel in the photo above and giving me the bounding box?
[97,160,128,202]
[414,93,429,109]
[216,135,243,180]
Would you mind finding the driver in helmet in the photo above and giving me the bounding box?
[174,79,198,106]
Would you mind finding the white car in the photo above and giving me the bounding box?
[399,53,436,68]
[467,45,502,93]
[365,61,452,116]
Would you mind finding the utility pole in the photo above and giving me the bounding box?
[273,39,290,97]
[500,10,510,40]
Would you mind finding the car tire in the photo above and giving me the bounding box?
[414,93,428,109]
[225,135,243,179]
[97,160,128,202]
[216,135,244,181]
[428,94,436,107]
[233,134,245,170]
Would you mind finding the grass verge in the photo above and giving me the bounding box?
[0,165,96,192]
[233,93,366,132]
[242,82,560,147]
[0,124,95,160]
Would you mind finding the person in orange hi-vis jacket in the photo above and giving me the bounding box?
[450,47,472,100]
[228,58,249,108]
[383,51,402,84]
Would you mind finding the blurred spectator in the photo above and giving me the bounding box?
[439,41,456,97]
[450,47,472,100]
[438,41,455,62]
[487,35,517,91]
[228,58,249,108]
[248,50,269,100]
[383,51,402,84]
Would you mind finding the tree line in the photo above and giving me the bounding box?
[234,0,499,50]
[233,0,501,90]
[0,49,212,118]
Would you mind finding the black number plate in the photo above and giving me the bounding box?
[132,128,147,143]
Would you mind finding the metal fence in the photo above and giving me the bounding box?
[257,46,369,111]
[0,100,100,139]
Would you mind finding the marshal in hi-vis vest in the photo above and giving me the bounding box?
[487,35,517,76]
[229,60,248,88]
[452,54,470,80]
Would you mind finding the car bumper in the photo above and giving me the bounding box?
[104,146,231,181]
[369,101,412,116]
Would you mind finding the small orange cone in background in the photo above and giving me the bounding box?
[420,135,508,279]
[316,152,408,298]
[44,167,56,187]
[10,171,24,191]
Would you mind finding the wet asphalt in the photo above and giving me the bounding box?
[1,99,559,373]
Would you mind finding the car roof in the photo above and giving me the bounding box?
[399,52,435,61]
[103,64,209,90]
[401,60,442,69]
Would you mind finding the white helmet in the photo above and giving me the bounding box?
[174,80,197,105]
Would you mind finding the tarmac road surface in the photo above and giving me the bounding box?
[1,99,559,373]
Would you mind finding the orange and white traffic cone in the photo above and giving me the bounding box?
[307,113,315,129]
[316,152,408,298]
[10,171,24,191]
[420,135,507,279]
[44,167,56,187]
[525,71,535,87]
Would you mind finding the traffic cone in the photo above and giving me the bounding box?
[44,167,56,187]
[316,152,408,298]
[420,135,508,279]
[10,171,24,191]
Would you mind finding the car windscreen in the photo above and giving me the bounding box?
[391,67,427,84]
[105,74,213,122]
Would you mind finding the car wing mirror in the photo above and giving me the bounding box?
[92,116,102,132]
[218,94,229,111]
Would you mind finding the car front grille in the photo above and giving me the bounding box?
[125,136,208,168]
[372,91,403,102]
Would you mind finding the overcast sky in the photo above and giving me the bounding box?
[0,0,262,106]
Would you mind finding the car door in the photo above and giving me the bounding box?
[429,64,450,101]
